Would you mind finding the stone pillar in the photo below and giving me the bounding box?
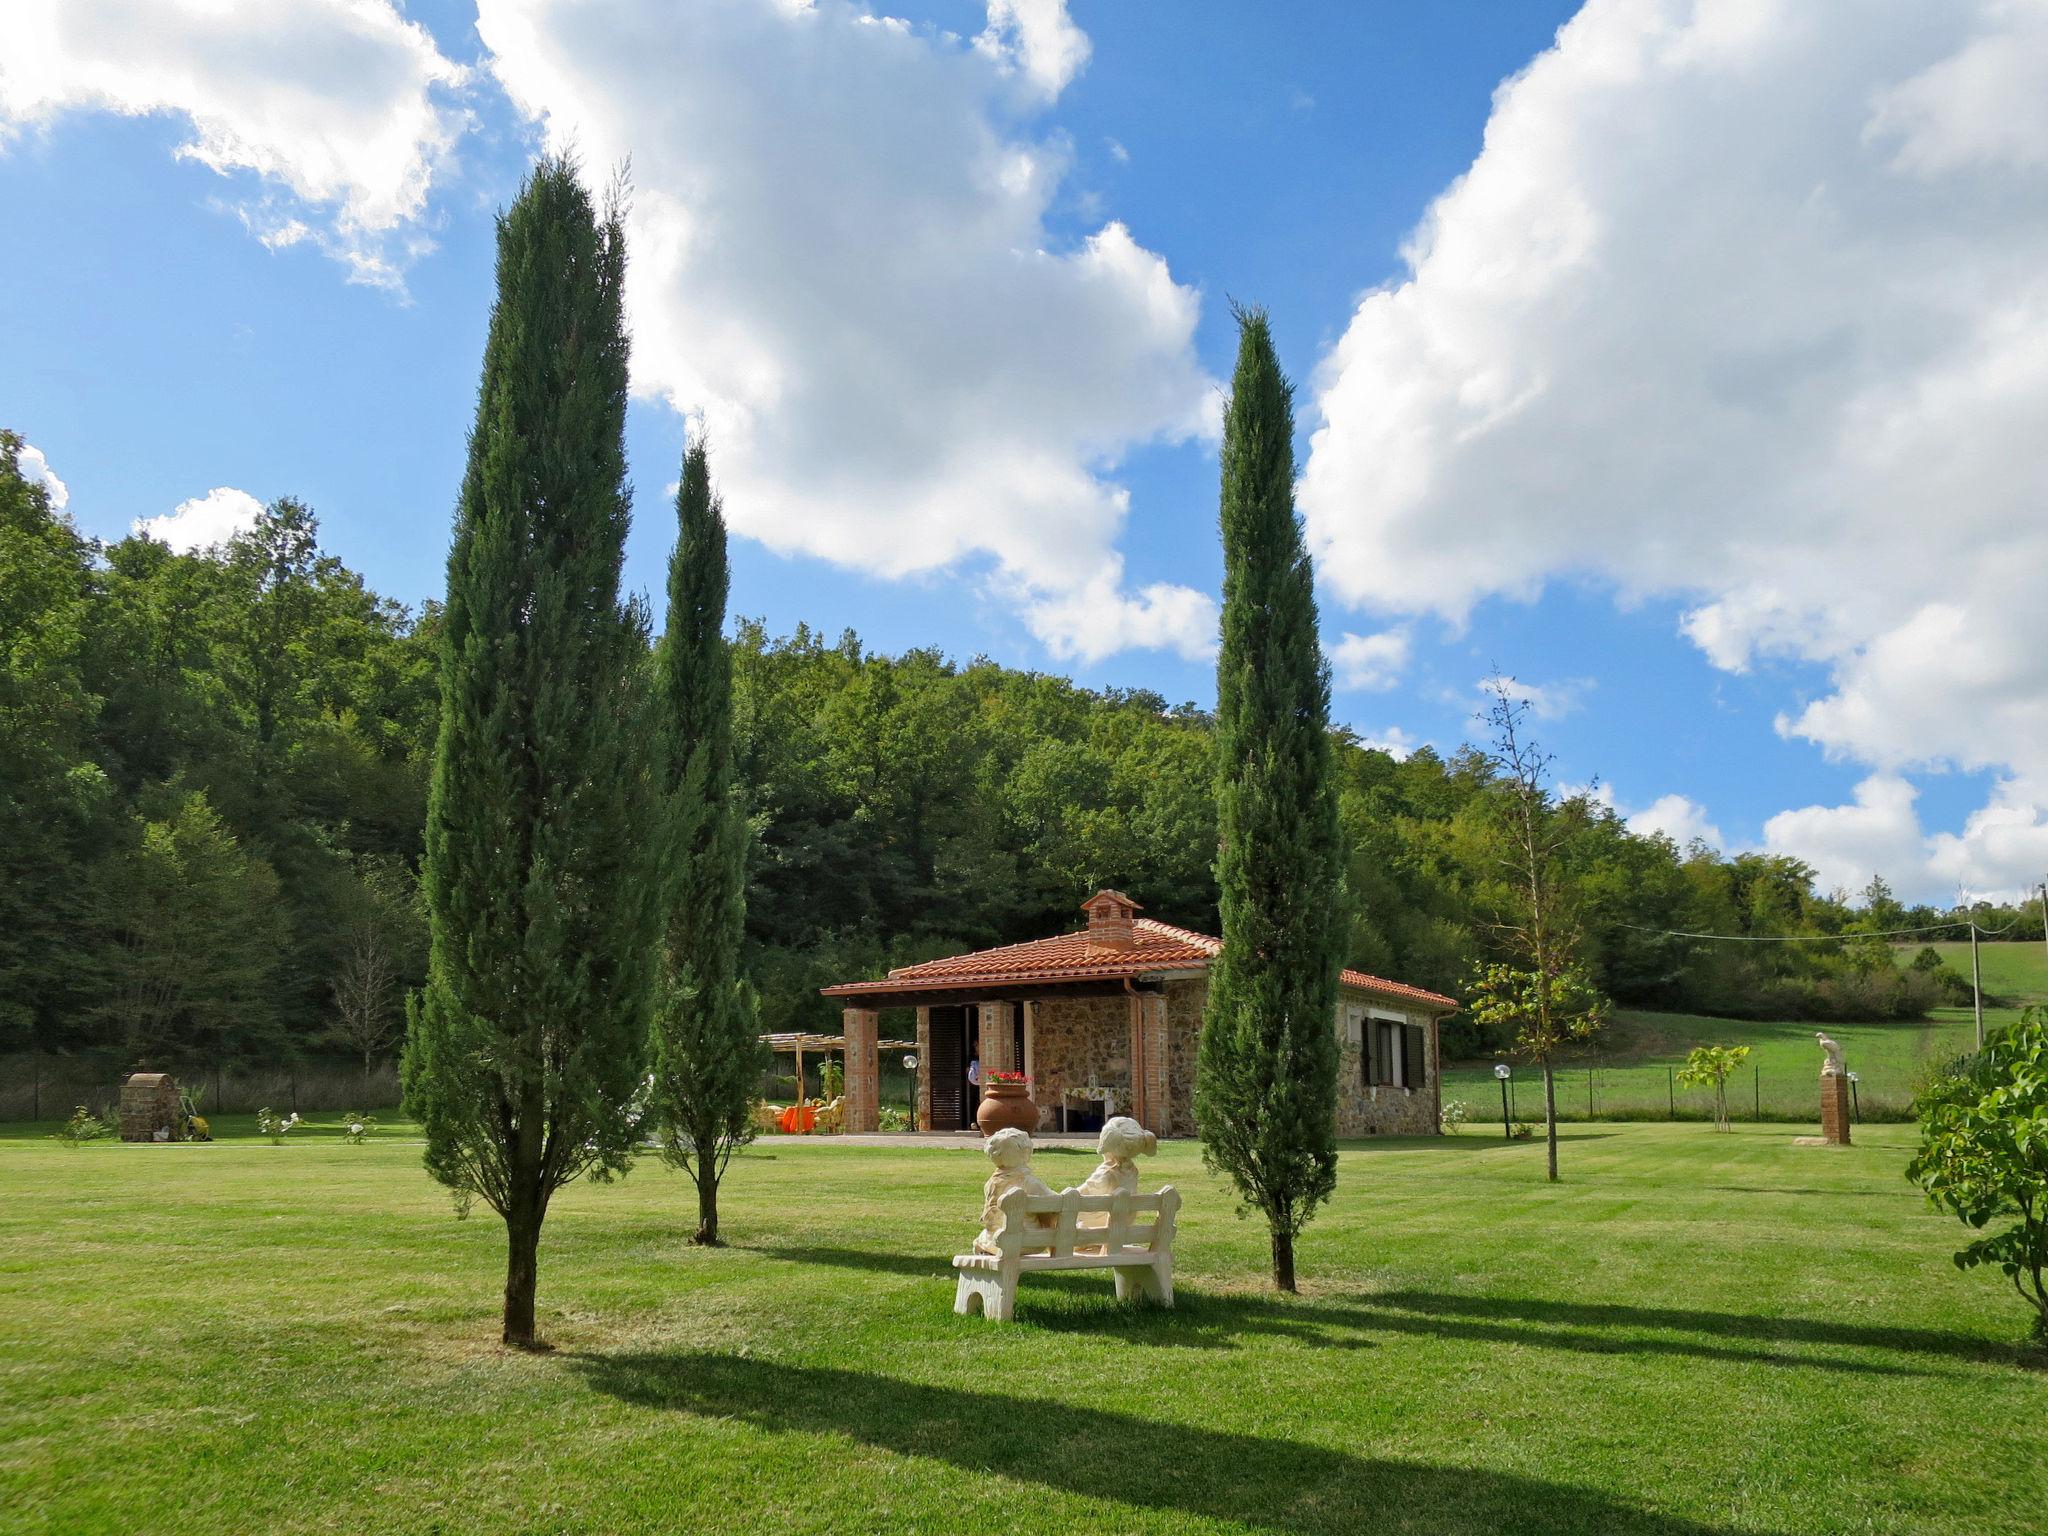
[841,1007,879,1133]
[914,1006,932,1132]
[978,1001,1015,1074]
[1821,1072,1851,1146]
[1138,992,1169,1137]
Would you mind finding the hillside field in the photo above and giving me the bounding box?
[1442,942,2048,1124]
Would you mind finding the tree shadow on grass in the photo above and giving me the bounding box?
[734,1243,952,1280]
[573,1349,1776,1536]
[1366,1290,2023,1368]
[1017,1285,1927,1375]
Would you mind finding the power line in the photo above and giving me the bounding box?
[1615,916,2023,943]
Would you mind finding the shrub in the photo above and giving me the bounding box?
[877,1106,911,1132]
[1439,1099,1470,1134]
[340,1111,377,1146]
[255,1107,301,1144]
[1907,1009,2048,1341]
[1676,1044,1753,1132]
[52,1106,114,1147]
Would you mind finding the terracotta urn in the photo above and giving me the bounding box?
[976,1079,1039,1137]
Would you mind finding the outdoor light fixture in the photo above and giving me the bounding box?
[1493,1063,1512,1140]
[1847,1071,1860,1124]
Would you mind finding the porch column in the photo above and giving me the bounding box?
[1139,991,1170,1137]
[841,1007,879,1133]
[977,1000,1015,1074]
[915,1006,932,1131]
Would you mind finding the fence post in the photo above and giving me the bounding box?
[1587,1069,1594,1119]
[1753,1064,1760,1122]
[1668,1067,1674,1121]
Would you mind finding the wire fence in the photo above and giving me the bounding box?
[1,1056,402,1123]
[1440,1062,1918,1125]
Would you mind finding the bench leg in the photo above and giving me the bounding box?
[1112,1258,1173,1308]
[954,1270,1015,1321]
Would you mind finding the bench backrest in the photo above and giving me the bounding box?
[991,1185,1180,1262]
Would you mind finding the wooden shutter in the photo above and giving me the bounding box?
[928,1006,964,1130]
[1366,1019,1382,1085]
[1402,1024,1426,1091]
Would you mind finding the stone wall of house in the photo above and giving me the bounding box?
[1029,995,1131,1131]
[1334,997,1441,1137]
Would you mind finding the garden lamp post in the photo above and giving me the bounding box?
[1495,1063,1512,1140]
[1847,1071,1859,1124]
[903,1054,918,1123]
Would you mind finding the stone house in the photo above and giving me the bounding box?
[820,889,1457,1138]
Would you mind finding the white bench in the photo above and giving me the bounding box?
[952,1185,1179,1322]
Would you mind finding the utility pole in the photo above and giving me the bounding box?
[1970,920,1984,1051]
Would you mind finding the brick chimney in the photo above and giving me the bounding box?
[1081,889,1142,950]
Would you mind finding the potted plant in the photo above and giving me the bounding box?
[976,1069,1039,1137]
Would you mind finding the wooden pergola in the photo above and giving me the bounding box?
[760,1030,915,1103]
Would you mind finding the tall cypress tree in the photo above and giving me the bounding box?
[650,440,766,1245]
[403,159,660,1348]
[1195,305,1344,1293]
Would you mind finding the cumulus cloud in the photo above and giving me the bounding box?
[977,0,1092,100]
[478,0,1215,660]
[1355,725,1420,761]
[16,441,68,512]
[1763,775,1929,900]
[1332,627,1410,691]
[0,0,469,286]
[1477,673,1583,721]
[1628,792,1724,853]
[1298,0,2048,901]
[134,486,265,552]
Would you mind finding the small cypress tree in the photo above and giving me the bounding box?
[650,440,766,1245]
[403,158,660,1348]
[1195,305,1345,1293]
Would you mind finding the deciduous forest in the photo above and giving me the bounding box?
[5,431,2028,1088]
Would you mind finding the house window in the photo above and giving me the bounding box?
[1364,1012,1425,1091]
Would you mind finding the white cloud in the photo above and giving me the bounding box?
[977,0,1092,100]
[1332,626,1410,691]
[1020,562,1217,663]
[134,486,264,552]
[1764,775,1928,900]
[0,0,469,287]
[479,0,1216,661]
[1627,792,1724,852]
[16,441,68,512]
[1356,725,1419,761]
[1477,673,1583,721]
[1299,0,2048,903]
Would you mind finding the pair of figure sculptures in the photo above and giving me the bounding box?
[973,1116,1156,1254]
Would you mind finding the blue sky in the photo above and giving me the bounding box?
[5,0,2046,902]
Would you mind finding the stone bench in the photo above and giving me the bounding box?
[952,1185,1179,1322]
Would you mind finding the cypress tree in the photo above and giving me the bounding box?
[1195,305,1344,1293]
[403,158,660,1348]
[650,439,766,1245]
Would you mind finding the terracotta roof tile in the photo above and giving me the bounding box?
[821,916,1457,1011]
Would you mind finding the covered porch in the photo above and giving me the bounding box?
[820,980,1179,1137]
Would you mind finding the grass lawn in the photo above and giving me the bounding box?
[4,1116,2044,1534]
[1443,944,2048,1123]
[1443,1007,1997,1122]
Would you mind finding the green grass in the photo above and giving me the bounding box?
[1445,943,2048,1122]
[3,1115,2044,1534]
[1444,1007,1995,1122]
[1905,940,2048,1006]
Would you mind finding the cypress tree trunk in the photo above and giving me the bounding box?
[403,157,660,1349]
[650,441,766,1247]
[1194,306,1344,1294]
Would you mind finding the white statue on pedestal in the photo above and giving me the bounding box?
[974,1127,1056,1255]
[1815,1032,1847,1077]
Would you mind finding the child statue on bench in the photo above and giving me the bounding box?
[1076,1115,1158,1250]
[973,1127,1058,1255]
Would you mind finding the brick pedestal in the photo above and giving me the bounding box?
[1820,1072,1851,1146]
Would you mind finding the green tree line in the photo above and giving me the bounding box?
[3,430,1996,1087]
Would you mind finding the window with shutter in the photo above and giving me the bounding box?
[1402,1024,1426,1092]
